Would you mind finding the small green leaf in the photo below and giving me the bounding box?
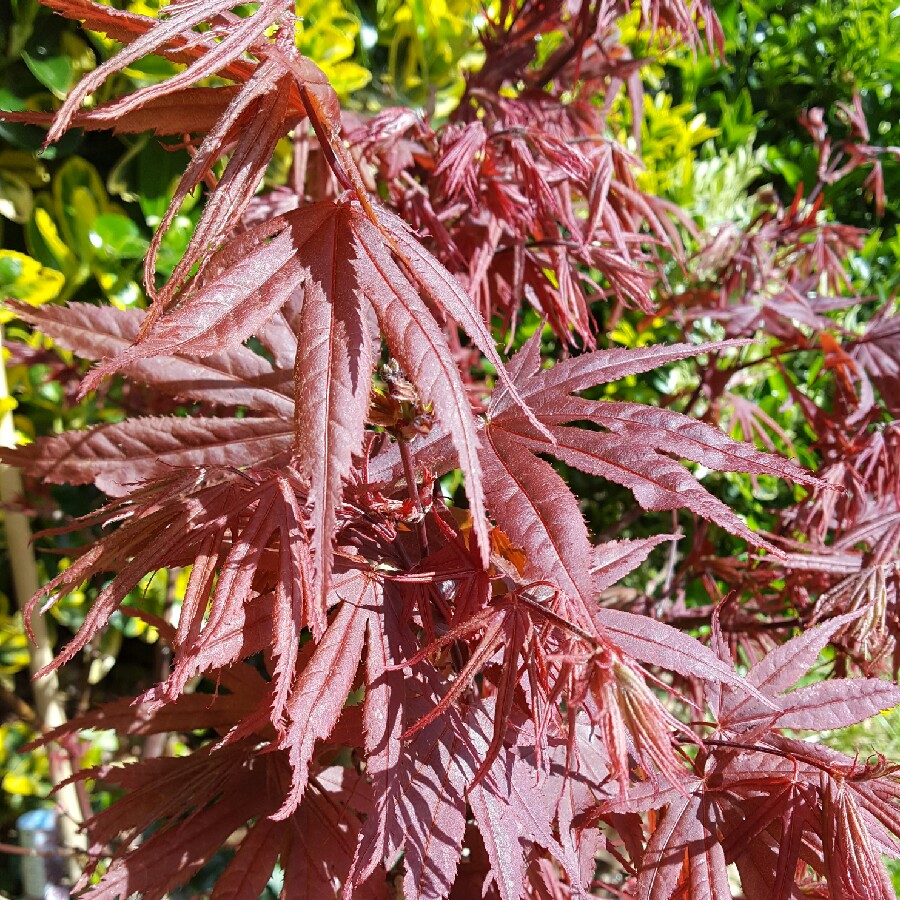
[90,213,148,260]
[26,203,77,276]
[137,140,194,224]
[767,153,803,188]
[21,47,73,97]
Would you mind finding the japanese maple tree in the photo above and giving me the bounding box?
[5,0,900,897]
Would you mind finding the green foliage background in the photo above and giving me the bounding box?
[1,0,899,894]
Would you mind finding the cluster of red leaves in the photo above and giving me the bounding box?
[5,0,900,897]
[343,0,720,346]
[653,103,900,681]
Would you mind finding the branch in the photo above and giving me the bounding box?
[0,325,86,877]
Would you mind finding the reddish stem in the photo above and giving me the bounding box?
[399,439,429,557]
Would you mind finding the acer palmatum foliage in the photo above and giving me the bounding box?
[5,0,900,897]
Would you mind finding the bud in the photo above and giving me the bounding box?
[576,646,685,795]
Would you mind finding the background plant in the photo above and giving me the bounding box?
[1,0,900,898]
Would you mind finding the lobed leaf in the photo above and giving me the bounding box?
[6,417,291,496]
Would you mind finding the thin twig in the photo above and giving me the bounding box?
[0,841,76,859]
[0,682,39,728]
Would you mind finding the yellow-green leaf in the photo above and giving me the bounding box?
[0,250,64,306]
[2,772,38,796]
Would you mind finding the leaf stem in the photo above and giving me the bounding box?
[399,438,429,557]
